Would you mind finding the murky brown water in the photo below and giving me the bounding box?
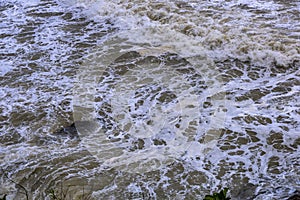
[0,0,299,199]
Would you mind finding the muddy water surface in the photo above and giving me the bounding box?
[0,0,299,199]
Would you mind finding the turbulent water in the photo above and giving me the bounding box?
[0,0,299,199]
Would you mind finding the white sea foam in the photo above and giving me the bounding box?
[68,0,299,198]
[62,0,300,67]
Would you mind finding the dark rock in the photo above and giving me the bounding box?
[54,123,78,139]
